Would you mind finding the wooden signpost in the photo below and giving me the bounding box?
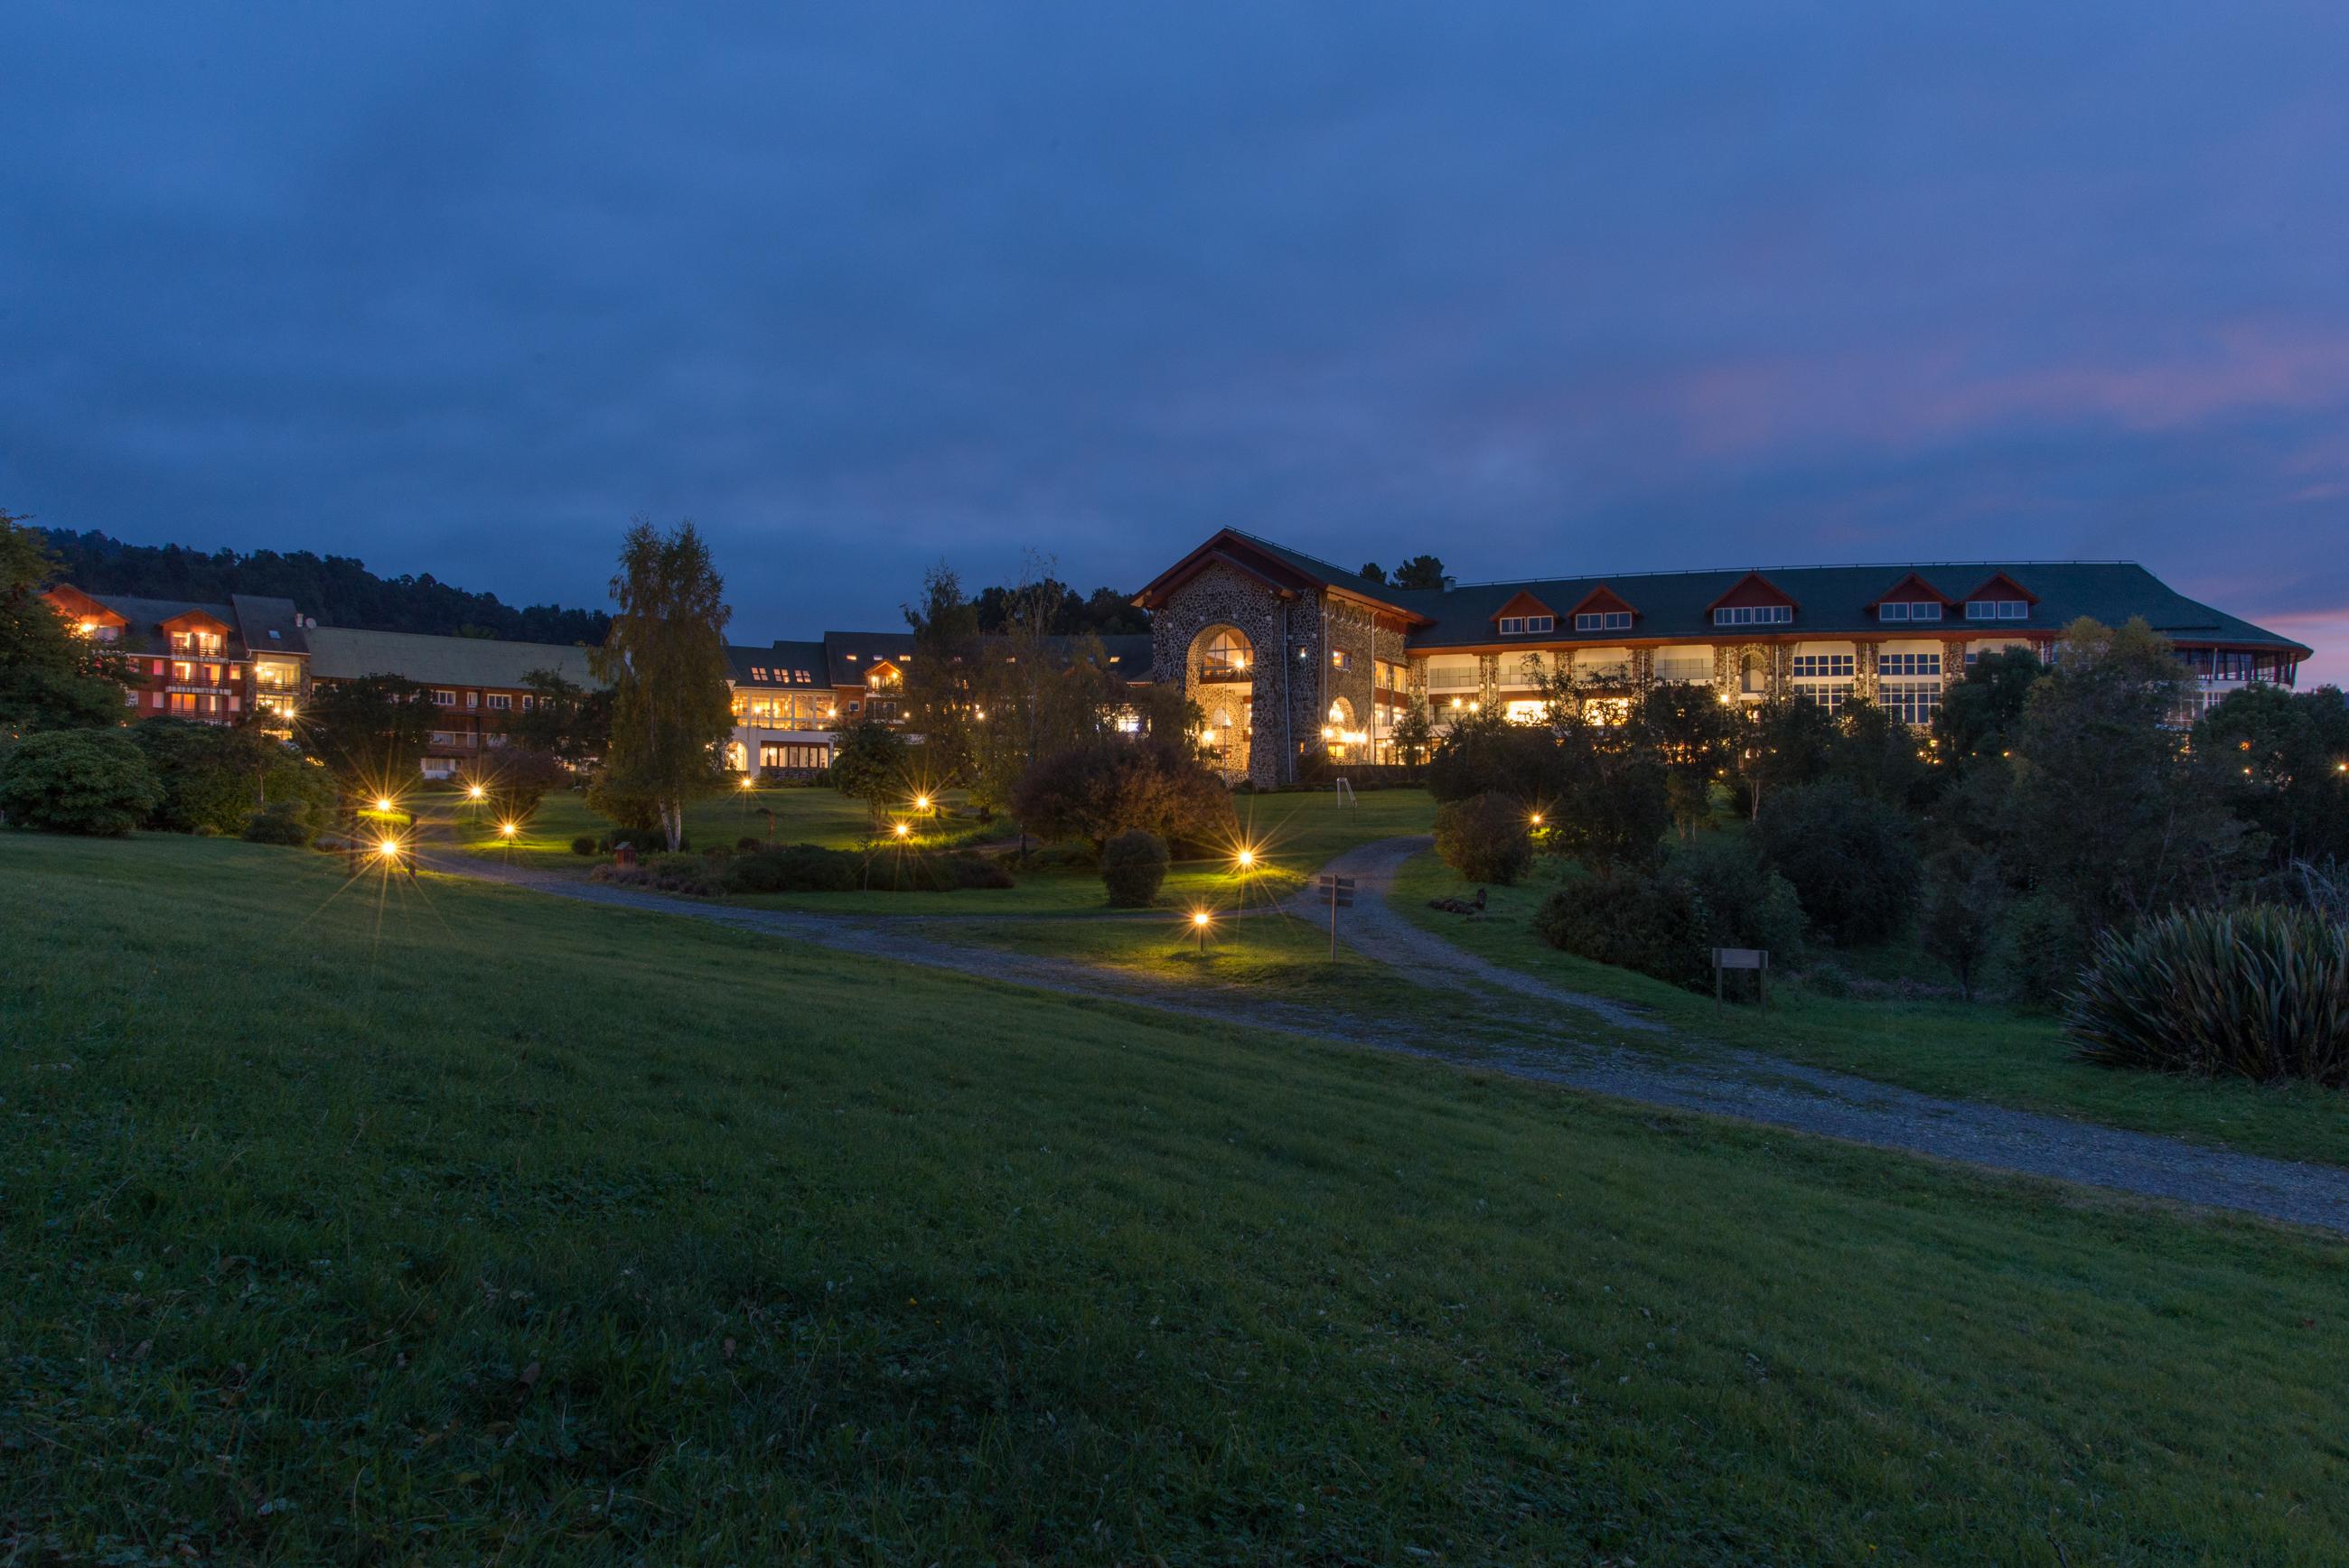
[1712,947,1769,1012]
[1319,874,1354,959]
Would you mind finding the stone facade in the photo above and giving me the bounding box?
[1149,562,1327,787]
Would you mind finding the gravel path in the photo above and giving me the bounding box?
[420,840,2349,1237]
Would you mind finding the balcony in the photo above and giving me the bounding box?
[1197,663,1251,684]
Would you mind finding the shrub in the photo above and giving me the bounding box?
[724,844,860,894]
[1917,848,2006,1001]
[571,835,597,856]
[1753,779,1918,944]
[2066,907,2349,1084]
[0,730,164,836]
[899,852,1016,893]
[1671,835,1805,960]
[1531,839,1802,994]
[241,798,314,846]
[1433,792,1533,885]
[129,718,276,835]
[1101,829,1171,907]
[1013,742,1234,851]
[1534,863,1712,989]
[600,826,685,854]
[736,835,763,852]
[596,852,724,897]
[473,747,569,826]
[1997,893,2085,1012]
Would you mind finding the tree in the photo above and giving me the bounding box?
[301,675,435,795]
[1824,697,1936,810]
[901,563,983,785]
[592,518,734,852]
[128,717,285,835]
[1934,647,2046,770]
[1011,742,1235,851]
[2007,617,2252,931]
[1633,682,1735,839]
[507,669,611,765]
[0,729,163,835]
[967,556,1134,815]
[1918,846,2006,1001]
[1391,555,1448,591]
[831,715,911,824]
[2195,682,2349,869]
[1390,699,1435,767]
[1433,792,1534,884]
[1732,697,1837,822]
[475,746,570,826]
[1356,562,1390,586]
[1753,779,1920,944]
[1,508,129,734]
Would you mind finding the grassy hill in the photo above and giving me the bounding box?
[5,831,2346,1563]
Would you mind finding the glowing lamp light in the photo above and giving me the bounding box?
[1529,812,1543,826]
[498,822,518,837]
[893,821,911,838]
[1235,848,1255,869]
[913,794,931,810]
[376,838,401,858]
[1192,910,1212,928]
[374,796,395,813]
[466,783,484,800]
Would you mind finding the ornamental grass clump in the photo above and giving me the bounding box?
[2065,906,2349,1085]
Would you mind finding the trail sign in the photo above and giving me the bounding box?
[1711,947,1770,1012]
[1319,874,1356,957]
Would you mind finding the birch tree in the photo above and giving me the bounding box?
[591,518,733,851]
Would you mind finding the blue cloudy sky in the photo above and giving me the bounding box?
[5,2,2347,678]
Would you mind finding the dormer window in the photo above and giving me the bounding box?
[1878,602,1942,623]
[1713,604,1792,627]
[1965,600,2030,621]
[1573,611,1630,632]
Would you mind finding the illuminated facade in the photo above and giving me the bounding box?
[1136,529,2313,786]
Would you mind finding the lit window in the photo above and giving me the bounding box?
[1713,604,1792,627]
[434,689,456,706]
[1792,654,1855,678]
[1878,652,1942,677]
[488,694,511,711]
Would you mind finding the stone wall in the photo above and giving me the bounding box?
[1149,562,1326,787]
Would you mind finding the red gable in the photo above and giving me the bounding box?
[1566,585,1638,621]
[1961,570,2039,606]
[159,608,235,636]
[1705,571,1799,613]
[42,584,127,632]
[1864,571,1953,610]
[1490,589,1557,623]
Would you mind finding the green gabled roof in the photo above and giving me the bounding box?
[1396,560,2307,654]
[1221,529,1406,603]
[727,640,828,687]
[305,627,603,688]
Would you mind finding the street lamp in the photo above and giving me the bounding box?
[374,795,395,814]
[1529,811,1543,826]
[1191,907,1212,957]
[498,822,518,838]
[893,821,911,838]
[913,793,931,811]
[1235,847,1255,870]
[376,837,402,859]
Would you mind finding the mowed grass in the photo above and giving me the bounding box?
[6,833,2348,1563]
[1395,850,2349,1170]
[447,783,1437,918]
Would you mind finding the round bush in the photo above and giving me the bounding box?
[1432,792,1533,885]
[571,835,597,856]
[2067,906,2349,1084]
[0,730,164,837]
[1100,829,1171,908]
[1752,780,1918,943]
[241,798,314,846]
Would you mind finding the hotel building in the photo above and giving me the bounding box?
[1135,529,2312,787]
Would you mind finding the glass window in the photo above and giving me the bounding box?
[1997,601,2027,619]
[1879,680,1943,725]
[1527,614,1558,632]
[1877,652,1942,677]
[1792,654,1855,678]
[1713,604,1792,627]
[1499,616,1524,635]
[1880,602,1910,622]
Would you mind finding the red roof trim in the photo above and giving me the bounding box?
[1491,589,1558,622]
[1705,571,1800,613]
[1565,584,1638,621]
[158,608,236,633]
[1961,570,2040,606]
[1863,571,1955,610]
[42,585,128,627]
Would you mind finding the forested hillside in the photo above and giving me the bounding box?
[38,528,612,645]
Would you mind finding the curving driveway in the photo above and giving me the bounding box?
[421,836,2349,1237]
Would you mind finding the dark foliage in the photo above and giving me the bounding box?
[1753,779,1919,943]
[39,527,611,643]
[1013,742,1234,851]
[4,509,130,733]
[302,675,435,792]
[1917,846,2006,1001]
[1997,894,2088,1013]
[1933,647,2047,769]
[571,835,598,856]
[1532,840,1803,995]
[240,798,314,846]
[2067,907,2349,1084]
[470,747,570,826]
[2194,682,2349,870]
[0,729,164,836]
[1433,792,1534,885]
[969,577,1148,638]
[1100,829,1171,907]
[129,718,282,835]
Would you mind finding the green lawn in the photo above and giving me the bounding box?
[1395,850,2349,1170]
[5,829,2348,1563]
[442,783,1437,918]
